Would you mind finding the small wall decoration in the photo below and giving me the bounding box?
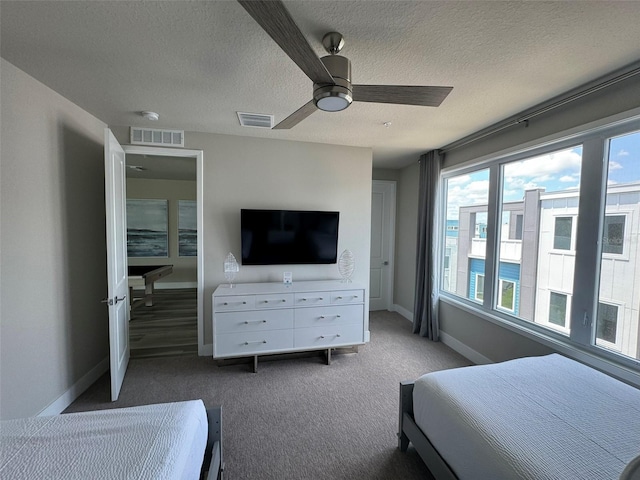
[178,200,197,257]
[126,199,168,257]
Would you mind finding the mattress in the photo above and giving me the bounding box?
[413,354,640,480]
[0,399,208,480]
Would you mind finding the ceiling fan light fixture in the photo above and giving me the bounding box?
[315,91,352,112]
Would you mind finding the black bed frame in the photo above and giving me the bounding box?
[202,407,224,480]
[398,381,458,480]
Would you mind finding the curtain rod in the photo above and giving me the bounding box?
[440,62,640,154]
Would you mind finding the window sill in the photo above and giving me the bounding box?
[439,293,640,389]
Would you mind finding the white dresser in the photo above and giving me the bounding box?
[212,280,367,370]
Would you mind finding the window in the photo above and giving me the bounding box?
[475,274,485,301]
[442,169,489,298]
[498,280,515,311]
[602,215,625,255]
[596,303,618,344]
[514,214,523,240]
[553,217,573,250]
[595,130,640,360]
[439,117,640,367]
[548,292,567,327]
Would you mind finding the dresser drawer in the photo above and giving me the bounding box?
[294,323,363,349]
[255,293,294,309]
[215,329,294,358]
[294,292,330,307]
[214,295,255,312]
[294,304,363,328]
[215,310,293,334]
[330,290,363,305]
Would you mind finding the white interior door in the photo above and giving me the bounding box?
[370,181,396,311]
[104,129,129,401]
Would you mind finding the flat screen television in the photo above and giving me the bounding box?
[241,209,340,265]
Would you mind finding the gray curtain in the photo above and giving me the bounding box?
[413,150,443,340]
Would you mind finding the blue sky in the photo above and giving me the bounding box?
[446,130,640,219]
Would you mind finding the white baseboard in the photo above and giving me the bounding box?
[391,304,413,322]
[439,332,493,365]
[389,304,491,365]
[38,357,109,416]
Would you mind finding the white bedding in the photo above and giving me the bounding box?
[413,354,640,480]
[0,400,208,480]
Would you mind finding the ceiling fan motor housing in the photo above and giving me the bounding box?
[314,55,353,111]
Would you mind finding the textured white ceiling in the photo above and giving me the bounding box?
[2,1,640,168]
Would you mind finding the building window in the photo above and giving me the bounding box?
[553,217,573,250]
[475,274,485,301]
[602,215,625,255]
[549,292,567,327]
[498,279,515,311]
[597,303,618,344]
[515,214,523,240]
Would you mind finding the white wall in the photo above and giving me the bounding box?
[186,132,373,345]
[126,177,197,286]
[0,59,109,419]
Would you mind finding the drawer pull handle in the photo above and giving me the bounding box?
[243,301,247,304]
[282,299,286,302]
[244,340,267,345]
[337,296,343,300]
[319,315,341,319]
[243,320,268,324]
[223,302,228,306]
[320,334,341,339]
[302,298,307,301]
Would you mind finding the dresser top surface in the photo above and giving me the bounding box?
[213,280,364,296]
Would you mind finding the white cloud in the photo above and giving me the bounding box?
[617,149,629,157]
[503,148,581,182]
[559,175,577,182]
[608,160,623,171]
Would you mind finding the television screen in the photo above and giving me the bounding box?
[241,209,339,265]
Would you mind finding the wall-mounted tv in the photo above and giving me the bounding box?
[241,209,339,265]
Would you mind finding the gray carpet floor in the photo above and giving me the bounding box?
[66,310,471,480]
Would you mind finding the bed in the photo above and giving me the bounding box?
[398,354,640,480]
[0,400,223,480]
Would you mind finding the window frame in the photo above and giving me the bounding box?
[438,114,640,381]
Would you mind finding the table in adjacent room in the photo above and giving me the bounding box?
[128,265,173,307]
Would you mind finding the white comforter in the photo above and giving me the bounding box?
[413,354,640,480]
[0,400,208,480]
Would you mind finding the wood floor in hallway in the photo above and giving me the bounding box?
[129,288,197,358]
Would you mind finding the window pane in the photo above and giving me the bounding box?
[442,169,490,300]
[596,303,618,344]
[602,215,625,255]
[475,274,485,301]
[549,292,567,327]
[499,280,515,311]
[597,130,640,360]
[553,217,573,250]
[497,146,581,335]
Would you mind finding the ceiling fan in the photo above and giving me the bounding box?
[237,0,453,129]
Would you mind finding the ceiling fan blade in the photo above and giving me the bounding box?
[273,100,318,129]
[352,85,453,107]
[237,0,335,86]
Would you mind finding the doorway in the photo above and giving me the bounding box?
[122,145,205,356]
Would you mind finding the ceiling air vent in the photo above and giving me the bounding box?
[130,127,185,147]
[237,112,274,129]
